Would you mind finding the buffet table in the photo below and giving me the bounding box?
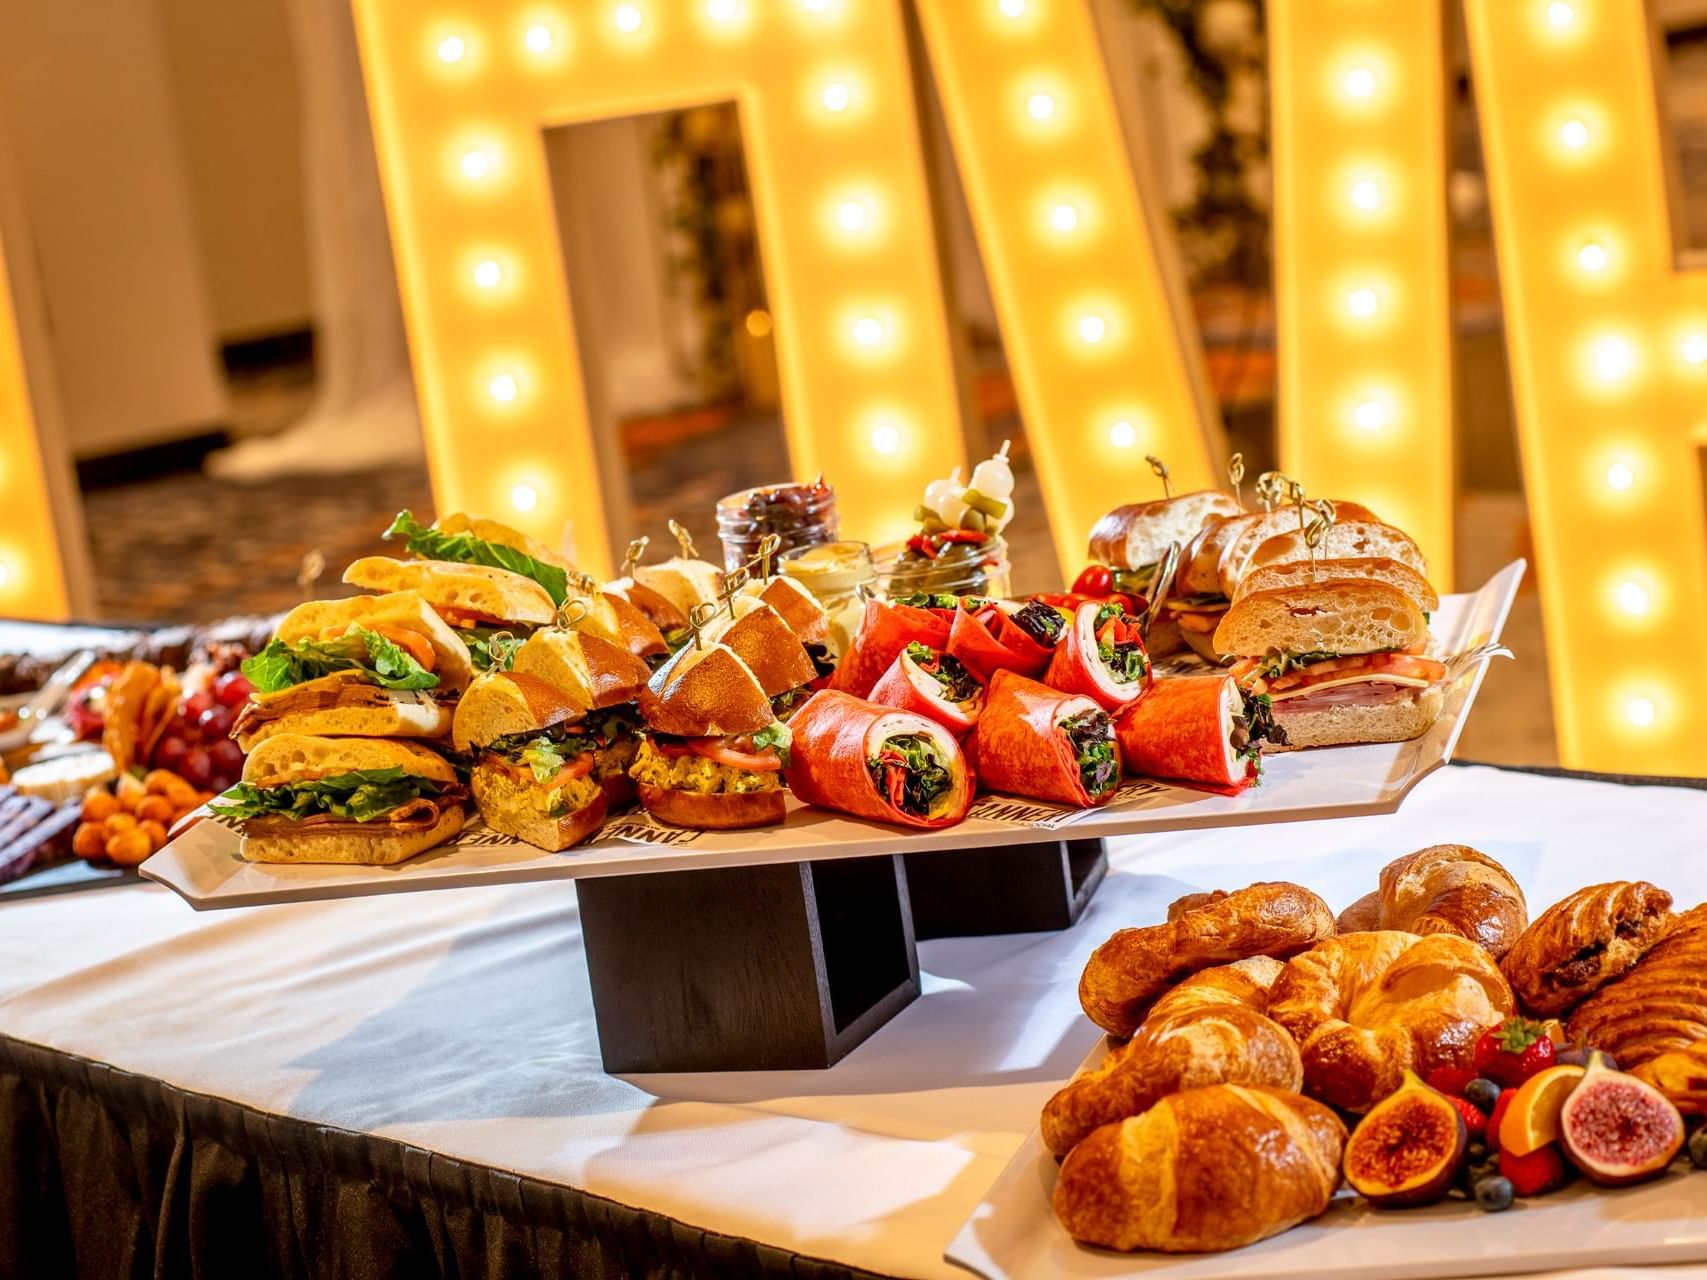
[4,763,1705,1280]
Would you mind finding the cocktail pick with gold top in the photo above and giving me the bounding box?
[483,630,522,672]
[297,549,326,602]
[553,596,591,633]
[687,600,720,651]
[566,569,601,599]
[668,519,699,560]
[1227,452,1246,508]
[744,532,782,581]
[1303,498,1336,576]
[1254,470,1291,512]
[1145,454,1172,500]
[1288,479,1309,535]
[621,536,649,580]
[718,566,750,619]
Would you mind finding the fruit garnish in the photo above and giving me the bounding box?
[1558,1052,1684,1186]
[1500,1063,1586,1158]
[1445,1095,1488,1141]
[1500,1143,1567,1197]
[1687,1129,1707,1171]
[1473,1174,1515,1212]
[1488,1089,1515,1149]
[1425,1065,1477,1097]
[1342,1069,1467,1208]
[1474,1017,1556,1087]
[1463,1077,1501,1114]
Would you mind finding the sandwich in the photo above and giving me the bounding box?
[630,641,792,829]
[344,556,556,670]
[1214,579,1449,749]
[698,597,820,718]
[552,589,668,666]
[1233,556,1439,612]
[631,552,723,620]
[234,593,471,749]
[511,627,649,807]
[1241,519,1428,584]
[451,670,607,851]
[603,574,690,636]
[1213,502,1381,598]
[209,733,467,864]
[384,509,574,605]
[1087,491,1241,657]
[739,574,831,649]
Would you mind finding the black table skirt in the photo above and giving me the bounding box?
[4,762,1700,1280]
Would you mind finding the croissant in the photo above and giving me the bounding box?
[1632,1041,1707,1117]
[1268,930,1515,1112]
[1500,881,1674,1016]
[1042,956,1300,1157]
[1351,845,1528,958]
[1053,1084,1346,1253]
[1079,882,1336,1037]
[1567,904,1707,1069]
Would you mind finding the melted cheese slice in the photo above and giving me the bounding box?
[1269,672,1434,702]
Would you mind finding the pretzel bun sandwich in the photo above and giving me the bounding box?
[1233,556,1439,612]
[630,642,792,829]
[1216,579,1447,750]
[343,556,556,670]
[699,597,820,717]
[452,670,607,851]
[233,592,470,749]
[209,733,467,865]
[511,628,648,807]
[632,554,723,619]
[740,574,831,648]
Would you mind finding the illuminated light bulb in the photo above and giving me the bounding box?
[489,373,519,402]
[1346,287,1379,318]
[1343,67,1376,99]
[473,260,502,289]
[1352,398,1388,430]
[708,0,739,21]
[1615,581,1650,616]
[1077,314,1107,344]
[1049,203,1080,234]
[524,25,553,52]
[1683,334,1707,365]
[821,82,851,112]
[460,150,492,181]
[1547,1,1574,27]
[1626,697,1656,728]
[1108,420,1136,449]
[999,0,1026,15]
[1560,118,1590,149]
[1349,179,1381,211]
[510,484,540,513]
[438,36,467,64]
[1577,241,1607,272]
[1592,337,1635,383]
[836,200,870,232]
[870,422,901,455]
[1605,461,1634,491]
[852,316,885,346]
[613,5,642,33]
[745,309,773,338]
[1027,93,1056,121]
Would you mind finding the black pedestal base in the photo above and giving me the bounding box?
[903,839,1108,939]
[577,855,919,1073]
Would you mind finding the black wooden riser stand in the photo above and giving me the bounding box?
[576,839,1108,1074]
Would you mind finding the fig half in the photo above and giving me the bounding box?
[1344,1069,1467,1207]
[1559,1052,1683,1186]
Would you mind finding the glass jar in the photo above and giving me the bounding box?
[779,540,874,659]
[871,535,1011,602]
[715,477,839,573]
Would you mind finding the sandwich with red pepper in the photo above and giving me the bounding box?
[1215,578,1447,749]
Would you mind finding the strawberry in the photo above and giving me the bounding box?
[1426,1065,1478,1097]
[1445,1094,1488,1141]
[1489,1088,1516,1149]
[1500,1143,1566,1197]
[1474,1018,1555,1087]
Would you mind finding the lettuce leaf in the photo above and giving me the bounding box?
[753,719,793,768]
[209,767,448,824]
[241,627,440,694]
[385,510,571,606]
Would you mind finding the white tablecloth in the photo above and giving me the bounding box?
[4,764,1706,1280]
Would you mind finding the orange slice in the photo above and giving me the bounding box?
[1499,1063,1586,1156]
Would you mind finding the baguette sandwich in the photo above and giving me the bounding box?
[344,556,555,670]
[233,592,470,749]
[1215,579,1448,749]
[209,733,467,864]
[1087,491,1241,657]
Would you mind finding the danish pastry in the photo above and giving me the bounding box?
[1500,881,1673,1016]
[1567,903,1707,1069]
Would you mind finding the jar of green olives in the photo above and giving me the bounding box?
[871,534,1012,601]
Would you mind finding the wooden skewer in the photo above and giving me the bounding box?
[621,536,649,579]
[668,519,698,560]
[1145,454,1172,500]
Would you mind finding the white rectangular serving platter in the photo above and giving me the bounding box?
[140,562,1523,911]
[945,1039,1707,1280]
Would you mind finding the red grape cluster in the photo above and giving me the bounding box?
[150,671,251,791]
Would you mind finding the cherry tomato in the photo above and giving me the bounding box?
[1071,565,1112,596]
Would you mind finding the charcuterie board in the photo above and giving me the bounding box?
[139,561,1522,911]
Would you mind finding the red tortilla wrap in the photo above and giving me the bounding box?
[969,671,1113,808]
[867,645,983,735]
[785,690,974,829]
[829,600,951,698]
[947,603,1052,682]
[1114,675,1256,796]
[1044,601,1151,711]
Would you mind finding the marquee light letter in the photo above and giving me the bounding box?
[1269,0,1455,583]
[914,0,1222,574]
[1465,0,1707,776]
[350,0,971,574]
[0,221,71,619]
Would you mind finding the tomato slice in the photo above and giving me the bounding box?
[1267,653,1446,695]
[369,625,437,672]
[685,737,782,772]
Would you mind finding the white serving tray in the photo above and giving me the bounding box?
[140,562,1523,911]
[945,1039,1707,1280]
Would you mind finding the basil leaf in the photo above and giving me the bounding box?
[385,509,571,606]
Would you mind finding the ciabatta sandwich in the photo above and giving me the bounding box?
[630,641,791,829]
[451,670,607,851]
[1213,502,1380,597]
[1233,556,1439,611]
[1214,579,1447,750]
[1242,519,1428,584]
[234,592,470,749]
[209,733,467,864]
[512,628,648,806]
[344,556,555,669]
[1087,491,1241,657]
[384,509,575,606]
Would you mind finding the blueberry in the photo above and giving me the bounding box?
[1464,1078,1502,1112]
[1475,1176,1515,1212]
[1689,1129,1707,1171]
